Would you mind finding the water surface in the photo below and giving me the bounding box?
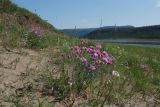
[97,39,160,48]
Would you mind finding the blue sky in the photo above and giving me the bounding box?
[11,0,160,29]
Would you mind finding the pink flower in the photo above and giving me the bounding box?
[93,52,99,57]
[29,26,44,35]
[97,50,102,56]
[74,46,81,54]
[80,57,87,64]
[95,44,102,49]
[102,51,108,56]
[102,57,112,64]
[107,57,113,64]
[92,49,101,57]
[89,65,96,72]
[71,42,113,73]
[81,40,88,45]
[85,47,92,53]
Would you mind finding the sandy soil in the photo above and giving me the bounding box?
[0,46,50,106]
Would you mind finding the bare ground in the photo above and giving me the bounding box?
[0,46,51,106]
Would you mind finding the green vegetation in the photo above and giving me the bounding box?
[0,0,160,106]
[45,40,160,106]
[83,26,160,39]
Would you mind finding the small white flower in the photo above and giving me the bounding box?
[68,81,73,86]
[112,70,120,77]
[106,79,111,84]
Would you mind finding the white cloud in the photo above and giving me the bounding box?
[156,0,160,7]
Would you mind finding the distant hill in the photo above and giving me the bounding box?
[62,25,134,37]
[83,25,160,39]
[62,28,97,37]
[101,25,134,29]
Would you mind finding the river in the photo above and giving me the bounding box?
[97,39,160,48]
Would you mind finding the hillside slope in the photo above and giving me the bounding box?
[0,0,58,33]
[0,0,66,49]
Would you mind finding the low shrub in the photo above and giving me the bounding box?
[71,39,113,72]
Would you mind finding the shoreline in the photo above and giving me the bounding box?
[96,39,160,48]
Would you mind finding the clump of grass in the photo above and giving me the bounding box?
[43,68,54,89]
[0,24,27,48]
[25,32,42,49]
[42,67,71,101]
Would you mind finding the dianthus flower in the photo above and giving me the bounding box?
[80,57,87,65]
